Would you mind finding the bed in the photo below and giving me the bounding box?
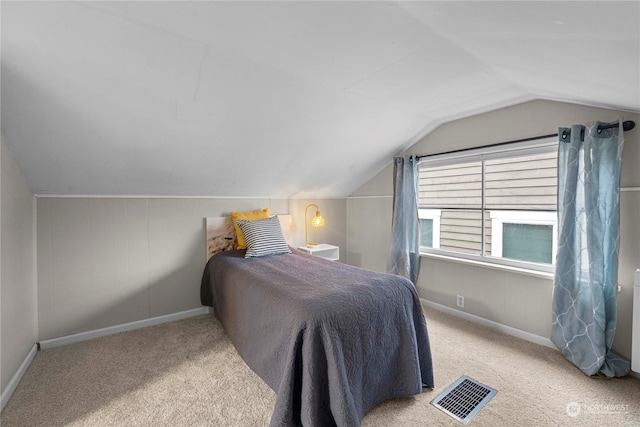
[200,214,434,426]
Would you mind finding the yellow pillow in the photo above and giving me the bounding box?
[230,208,270,249]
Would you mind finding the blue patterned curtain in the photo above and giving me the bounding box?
[388,155,420,284]
[551,122,629,377]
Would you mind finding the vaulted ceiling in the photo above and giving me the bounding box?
[2,1,638,197]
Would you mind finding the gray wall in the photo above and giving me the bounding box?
[1,141,36,393]
[348,99,640,360]
[36,197,346,340]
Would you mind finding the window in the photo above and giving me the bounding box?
[489,210,557,264]
[418,136,558,272]
[419,209,441,248]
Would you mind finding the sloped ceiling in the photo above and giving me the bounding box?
[2,1,638,197]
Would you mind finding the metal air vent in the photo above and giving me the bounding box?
[431,376,497,424]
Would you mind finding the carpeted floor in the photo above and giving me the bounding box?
[2,306,639,426]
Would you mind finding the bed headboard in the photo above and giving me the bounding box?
[205,215,293,261]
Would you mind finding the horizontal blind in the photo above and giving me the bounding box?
[419,161,482,209]
[485,151,557,210]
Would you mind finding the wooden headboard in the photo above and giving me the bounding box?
[205,215,293,261]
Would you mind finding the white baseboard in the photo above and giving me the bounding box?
[39,306,213,350]
[1,344,38,412]
[421,299,555,349]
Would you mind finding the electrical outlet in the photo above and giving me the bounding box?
[456,295,464,308]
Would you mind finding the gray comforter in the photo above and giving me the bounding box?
[200,248,434,427]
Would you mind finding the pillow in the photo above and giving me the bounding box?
[235,216,292,258]
[230,208,270,249]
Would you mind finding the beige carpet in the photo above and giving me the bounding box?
[2,306,639,426]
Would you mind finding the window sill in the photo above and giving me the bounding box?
[419,251,555,280]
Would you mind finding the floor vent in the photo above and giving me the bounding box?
[431,376,497,424]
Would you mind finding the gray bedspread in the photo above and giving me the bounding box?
[200,248,434,427]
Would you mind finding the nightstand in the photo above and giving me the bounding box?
[298,243,339,261]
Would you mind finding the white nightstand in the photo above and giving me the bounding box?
[298,243,339,261]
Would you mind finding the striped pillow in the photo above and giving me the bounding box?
[235,216,292,258]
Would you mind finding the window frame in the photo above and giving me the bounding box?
[417,136,558,275]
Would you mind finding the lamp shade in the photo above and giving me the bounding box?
[311,213,325,228]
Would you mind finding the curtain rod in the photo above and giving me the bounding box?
[560,120,635,141]
[600,120,635,132]
[417,120,636,160]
